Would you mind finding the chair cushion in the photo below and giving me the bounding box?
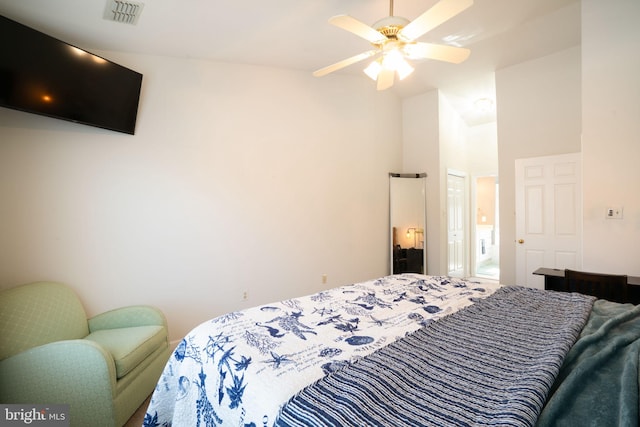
[85,325,166,379]
[0,282,89,360]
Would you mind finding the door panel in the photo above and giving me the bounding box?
[555,251,578,267]
[525,249,545,283]
[555,183,577,235]
[447,173,465,277]
[525,185,544,234]
[515,153,582,289]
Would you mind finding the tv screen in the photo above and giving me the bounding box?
[0,15,142,135]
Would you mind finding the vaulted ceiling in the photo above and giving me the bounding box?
[0,0,581,125]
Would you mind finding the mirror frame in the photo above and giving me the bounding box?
[389,173,427,275]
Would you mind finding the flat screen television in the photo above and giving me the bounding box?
[0,15,143,135]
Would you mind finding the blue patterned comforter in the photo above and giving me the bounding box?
[144,274,500,426]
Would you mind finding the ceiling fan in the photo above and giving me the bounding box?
[313,0,473,90]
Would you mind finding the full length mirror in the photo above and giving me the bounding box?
[390,173,427,275]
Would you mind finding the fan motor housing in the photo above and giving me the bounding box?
[373,16,410,39]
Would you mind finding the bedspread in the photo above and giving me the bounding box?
[275,286,594,427]
[144,274,501,426]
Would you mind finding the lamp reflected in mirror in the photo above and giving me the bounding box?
[405,227,424,248]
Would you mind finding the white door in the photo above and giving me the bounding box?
[447,173,466,277]
[515,153,582,289]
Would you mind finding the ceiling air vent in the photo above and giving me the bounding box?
[103,0,144,25]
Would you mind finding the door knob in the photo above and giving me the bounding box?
[518,239,524,244]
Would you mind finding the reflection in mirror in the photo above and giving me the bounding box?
[389,173,427,275]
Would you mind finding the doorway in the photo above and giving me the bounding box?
[515,153,582,289]
[473,176,499,280]
[447,171,466,277]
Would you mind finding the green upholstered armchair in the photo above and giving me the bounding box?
[0,281,171,427]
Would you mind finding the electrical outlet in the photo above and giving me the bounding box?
[242,291,248,301]
[322,274,327,284]
[606,207,623,219]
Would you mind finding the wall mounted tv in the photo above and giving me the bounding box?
[0,15,142,135]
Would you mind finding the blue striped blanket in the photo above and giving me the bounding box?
[275,286,595,427]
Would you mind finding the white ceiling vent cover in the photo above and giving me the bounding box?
[103,0,144,25]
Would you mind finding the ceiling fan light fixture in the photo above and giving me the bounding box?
[364,48,414,84]
[383,49,404,68]
[315,0,473,89]
[384,49,414,80]
[474,97,494,112]
[396,58,415,80]
[363,59,382,80]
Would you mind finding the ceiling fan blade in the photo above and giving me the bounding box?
[399,0,473,41]
[329,15,387,44]
[404,42,470,64]
[376,67,395,91]
[313,50,378,77]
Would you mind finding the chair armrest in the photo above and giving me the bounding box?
[88,305,168,332]
[0,340,117,424]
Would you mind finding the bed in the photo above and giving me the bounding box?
[144,274,640,427]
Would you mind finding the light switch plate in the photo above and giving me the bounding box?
[606,207,624,219]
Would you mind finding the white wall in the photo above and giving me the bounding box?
[496,0,640,283]
[401,90,441,275]
[0,53,402,340]
[581,0,640,275]
[467,122,498,177]
[438,94,472,275]
[496,46,582,284]
[402,90,496,277]
[403,0,639,284]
